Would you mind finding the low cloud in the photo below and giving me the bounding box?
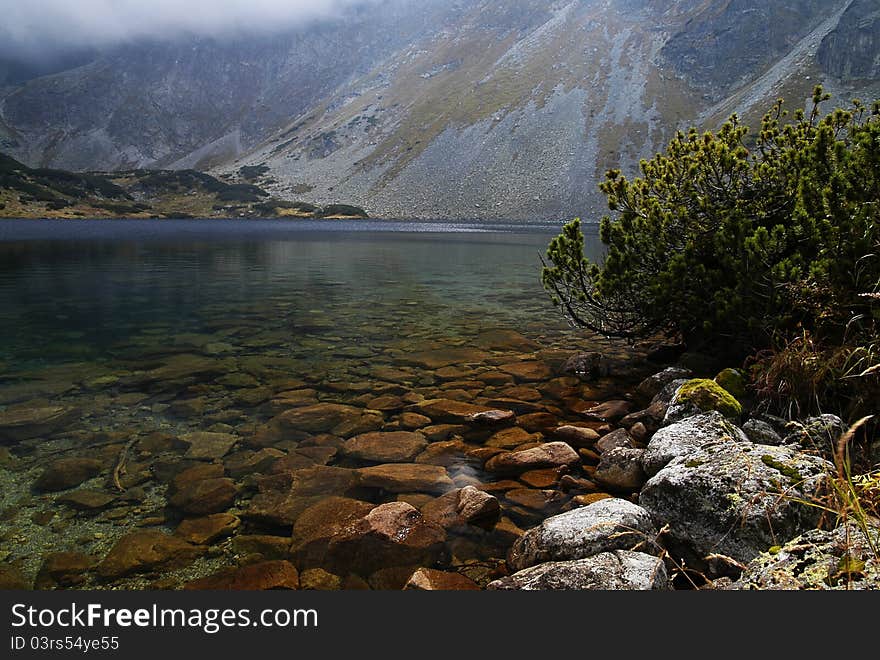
[0,0,382,57]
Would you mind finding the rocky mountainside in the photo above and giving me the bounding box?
[2,0,879,220]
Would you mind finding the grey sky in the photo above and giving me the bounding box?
[0,0,381,57]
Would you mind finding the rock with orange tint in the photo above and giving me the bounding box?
[98,530,203,579]
[485,442,579,475]
[404,568,480,590]
[342,431,427,463]
[357,463,454,494]
[184,561,299,590]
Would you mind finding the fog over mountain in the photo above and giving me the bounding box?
[2,0,879,220]
[0,0,386,56]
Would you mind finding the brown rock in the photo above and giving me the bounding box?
[35,458,103,492]
[421,424,470,441]
[421,486,500,530]
[98,530,203,579]
[366,395,405,411]
[596,428,634,453]
[411,399,515,426]
[231,535,292,560]
[184,561,299,590]
[292,497,376,568]
[517,412,559,433]
[357,463,454,494]
[224,448,286,478]
[583,400,633,423]
[414,440,471,466]
[519,468,564,489]
[56,490,116,511]
[486,427,541,449]
[499,361,553,382]
[274,403,364,434]
[629,422,649,443]
[553,425,600,448]
[325,502,447,575]
[35,552,96,589]
[168,477,238,515]
[475,329,539,352]
[404,568,481,591]
[244,466,358,527]
[505,488,567,513]
[175,513,240,545]
[0,565,31,590]
[300,568,342,590]
[0,405,78,443]
[594,447,647,492]
[342,431,428,464]
[180,432,238,460]
[572,493,614,506]
[485,442,580,475]
[398,412,432,430]
[399,348,490,369]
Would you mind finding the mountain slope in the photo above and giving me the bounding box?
[3,0,879,220]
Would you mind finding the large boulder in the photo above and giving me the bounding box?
[484,442,580,475]
[639,442,830,571]
[488,551,669,590]
[642,411,748,477]
[507,498,659,571]
[725,523,880,590]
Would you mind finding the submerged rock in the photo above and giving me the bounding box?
[35,458,103,492]
[324,502,447,575]
[488,551,669,590]
[410,399,515,426]
[175,513,241,545]
[185,561,299,590]
[36,552,97,589]
[341,431,428,464]
[421,486,501,531]
[180,431,238,460]
[484,442,580,475]
[98,530,204,579]
[507,498,659,571]
[0,405,78,443]
[357,463,454,494]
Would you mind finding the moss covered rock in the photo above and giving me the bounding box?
[714,368,746,400]
[665,378,742,423]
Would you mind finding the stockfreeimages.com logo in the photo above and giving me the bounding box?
[11,602,318,635]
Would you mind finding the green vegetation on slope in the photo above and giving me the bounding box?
[0,153,367,220]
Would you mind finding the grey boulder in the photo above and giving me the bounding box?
[488,551,669,590]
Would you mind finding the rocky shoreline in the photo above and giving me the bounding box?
[0,333,876,591]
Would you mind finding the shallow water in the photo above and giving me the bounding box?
[0,219,635,591]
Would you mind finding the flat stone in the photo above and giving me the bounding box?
[552,425,600,448]
[582,400,633,423]
[184,561,299,590]
[519,468,564,489]
[231,535,292,560]
[411,399,515,426]
[300,568,343,591]
[56,490,116,511]
[168,477,238,515]
[486,426,539,449]
[224,448,286,478]
[488,551,669,590]
[499,361,553,382]
[180,431,238,460]
[35,552,96,589]
[474,329,539,352]
[485,442,580,475]
[245,466,358,527]
[274,403,365,434]
[357,463,455,494]
[175,513,240,545]
[517,412,559,433]
[342,431,428,464]
[404,568,481,590]
[414,440,472,466]
[35,458,103,492]
[505,488,566,513]
[0,405,78,442]
[399,348,490,369]
[98,530,203,579]
[397,412,432,430]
